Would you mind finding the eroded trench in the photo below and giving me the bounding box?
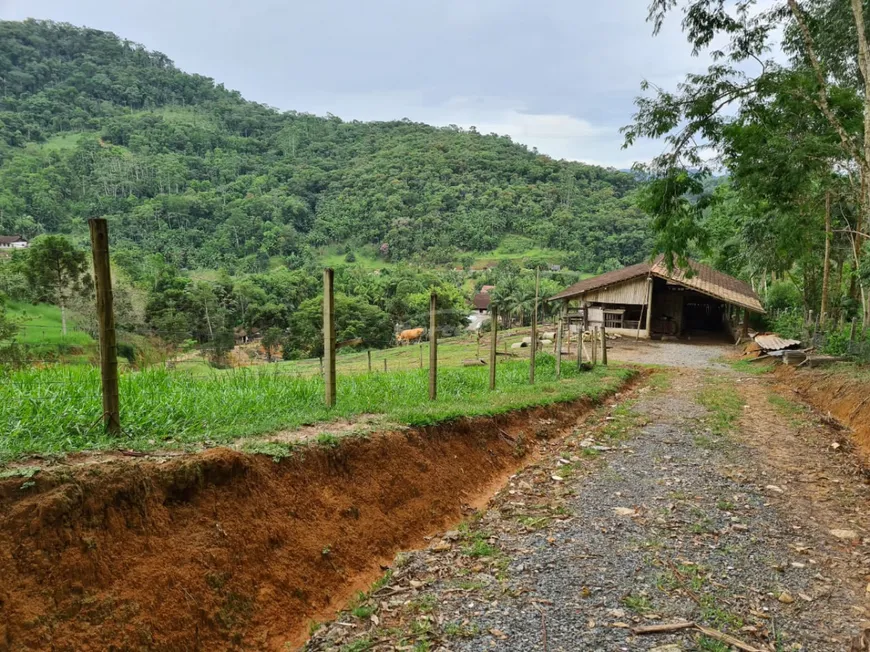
[0,380,639,651]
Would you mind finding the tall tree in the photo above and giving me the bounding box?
[19,235,90,335]
[624,0,870,320]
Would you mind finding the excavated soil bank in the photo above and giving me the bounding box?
[0,382,635,651]
[777,365,870,462]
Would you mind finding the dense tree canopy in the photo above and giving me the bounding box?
[0,19,651,275]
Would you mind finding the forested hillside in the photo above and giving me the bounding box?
[0,19,650,273]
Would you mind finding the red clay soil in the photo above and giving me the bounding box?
[0,391,623,651]
[777,365,870,462]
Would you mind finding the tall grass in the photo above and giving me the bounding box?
[0,356,633,462]
[5,301,94,348]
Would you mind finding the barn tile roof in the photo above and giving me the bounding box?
[0,235,26,245]
[548,256,764,313]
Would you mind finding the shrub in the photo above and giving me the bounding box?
[765,281,802,312]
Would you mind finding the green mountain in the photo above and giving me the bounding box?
[0,19,650,274]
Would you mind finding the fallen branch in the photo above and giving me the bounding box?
[665,559,703,606]
[631,620,694,634]
[630,617,762,652]
[695,625,763,652]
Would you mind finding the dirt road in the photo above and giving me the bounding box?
[308,365,870,651]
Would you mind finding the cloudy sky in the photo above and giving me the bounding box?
[0,0,712,168]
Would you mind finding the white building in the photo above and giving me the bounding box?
[0,236,28,249]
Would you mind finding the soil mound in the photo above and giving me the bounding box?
[0,391,623,651]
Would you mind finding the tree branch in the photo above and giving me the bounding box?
[787,0,866,171]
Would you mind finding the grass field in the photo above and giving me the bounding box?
[5,301,94,348]
[174,327,561,377]
[0,354,633,463]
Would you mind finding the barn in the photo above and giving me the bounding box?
[548,256,764,340]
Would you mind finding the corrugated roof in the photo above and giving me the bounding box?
[548,255,765,313]
[754,334,801,351]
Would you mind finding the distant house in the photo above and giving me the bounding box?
[0,235,27,249]
[472,292,491,313]
[472,285,494,314]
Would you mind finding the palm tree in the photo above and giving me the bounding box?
[489,280,518,328]
[514,280,537,328]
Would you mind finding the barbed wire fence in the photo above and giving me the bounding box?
[1,220,608,442]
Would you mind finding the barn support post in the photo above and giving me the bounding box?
[323,268,336,408]
[591,326,598,366]
[429,292,437,400]
[88,218,121,435]
[600,321,607,365]
[489,306,498,391]
[742,308,749,339]
[530,268,539,385]
[644,277,653,338]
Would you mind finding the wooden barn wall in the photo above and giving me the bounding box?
[582,277,648,305]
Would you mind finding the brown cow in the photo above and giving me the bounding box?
[396,327,425,345]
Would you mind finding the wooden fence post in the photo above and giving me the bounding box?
[367,349,372,373]
[323,268,336,407]
[555,305,563,379]
[419,343,423,368]
[601,321,608,365]
[530,268,539,385]
[489,307,498,391]
[429,292,437,400]
[384,359,387,373]
[88,218,120,435]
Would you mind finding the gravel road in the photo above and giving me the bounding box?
[307,366,870,651]
[605,337,733,369]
